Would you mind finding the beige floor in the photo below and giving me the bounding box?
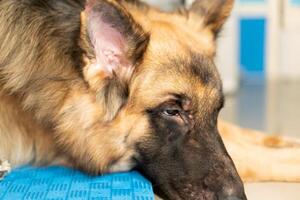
[221,81,300,200]
[156,183,300,200]
[245,183,300,200]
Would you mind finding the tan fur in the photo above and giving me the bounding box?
[0,0,299,185]
[219,121,300,182]
[0,90,60,167]
[124,3,216,56]
[0,0,140,173]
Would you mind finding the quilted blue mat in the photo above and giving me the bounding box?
[0,166,154,200]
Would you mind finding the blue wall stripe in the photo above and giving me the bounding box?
[238,0,266,4]
[291,0,300,6]
[239,18,266,82]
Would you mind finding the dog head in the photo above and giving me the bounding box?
[81,0,246,199]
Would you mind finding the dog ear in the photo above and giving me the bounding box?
[84,0,149,81]
[189,0,234,36]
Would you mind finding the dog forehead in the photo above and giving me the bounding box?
[139,48,220,87]
[128,9,222,108]
[147,19,215,57]
[127,7,216,57]
[130,51,222,110]
[138,17,218,81]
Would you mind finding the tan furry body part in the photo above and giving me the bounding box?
[0,0,299,186]
[219,121,300,182]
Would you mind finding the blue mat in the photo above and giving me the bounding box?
[0,166,154,200]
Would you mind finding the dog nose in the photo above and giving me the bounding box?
[218,190,247,200]
[218,185,247,200]
[221,197,246,200]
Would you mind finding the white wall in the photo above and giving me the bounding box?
[280,0,300,80]
[187,0,239,93]
[143,0,182,10]
[144,0,300,87]
[215,15,239,94]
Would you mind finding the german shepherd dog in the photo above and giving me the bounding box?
[1,0,300,199]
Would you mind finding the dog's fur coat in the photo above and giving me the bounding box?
[0,0,300,199]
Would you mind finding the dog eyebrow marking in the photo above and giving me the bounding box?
[188,53,216,85]
[168,93,193,111]
[165,53,218,87]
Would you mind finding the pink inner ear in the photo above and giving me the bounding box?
[85,0,97,12]
[87,10,132,77]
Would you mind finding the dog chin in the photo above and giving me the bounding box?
[107,158,136,173]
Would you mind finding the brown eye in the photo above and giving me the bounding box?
[163,109,180,117]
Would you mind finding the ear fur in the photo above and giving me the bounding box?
[83,0,149,81]
[189,0,234,36]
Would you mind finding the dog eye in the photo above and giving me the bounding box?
[162,109,180,116]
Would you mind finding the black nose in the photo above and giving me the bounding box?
[221,197,246,200]
[218,189,247,200]
[218,183,247,200]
